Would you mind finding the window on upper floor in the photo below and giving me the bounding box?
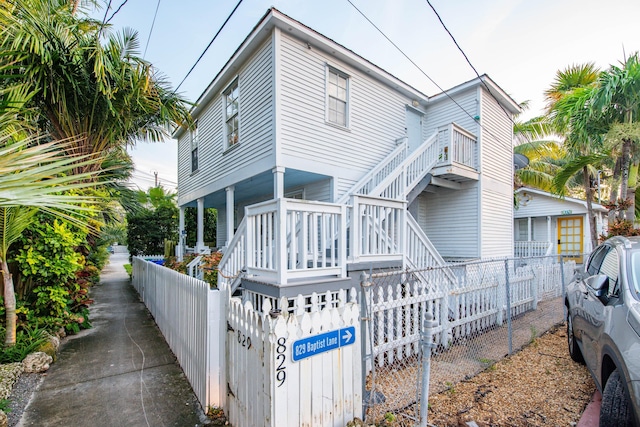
[326,67,349,127]
[224,80,239,149]
[191,119,199,172]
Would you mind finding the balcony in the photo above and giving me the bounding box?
[431,123,479,183]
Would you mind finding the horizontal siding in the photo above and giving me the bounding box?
[304,179,332,202]
[278,32,418,200]
[480,88,512,185]
[423,88,479,137]
[480,188,513,258]
[419,187,479,259]
[178,38,275,206]
[514,194,589,218]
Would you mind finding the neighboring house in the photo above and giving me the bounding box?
[174,8,520,295]
[513,187,607,258]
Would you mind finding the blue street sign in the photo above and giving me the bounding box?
[292,326,356,362]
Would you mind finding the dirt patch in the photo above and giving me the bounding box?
[427,324,595,426]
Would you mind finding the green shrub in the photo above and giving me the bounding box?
[0,325,48,363]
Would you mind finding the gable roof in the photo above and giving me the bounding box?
[514,187,607,217]
[175,7,520,138]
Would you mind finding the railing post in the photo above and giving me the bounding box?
[505,259,513,355]
[277,199,287,284]
[419,312,437,427]
[360,271,373,418]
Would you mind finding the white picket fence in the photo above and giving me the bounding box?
[131,257,226,410]
[366,258,574,367]
[227,289,362,427]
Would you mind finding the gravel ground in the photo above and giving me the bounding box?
[426,324,595,427]
[6,373,44,427]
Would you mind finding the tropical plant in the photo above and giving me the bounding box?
[0,138,104,346]
[589,53,640,222]
[0,0,193,176]
[545,63,604,249]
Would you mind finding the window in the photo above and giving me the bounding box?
[191,119,198,172]
[327,68,348,127]
[224,80,239,148]
[586,245,609,276]
[599,249,620,297]
[518,219,534,241]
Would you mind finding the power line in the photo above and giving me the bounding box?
[424,0,521,130]
[105,0,129,25]
[345,0,497,137]
[175,0,244,92]
[143,0,161,58]
[423,0,547,161]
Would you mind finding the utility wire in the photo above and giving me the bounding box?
[143,0,161,58]
[105,0,130,25]
[424,0,520,130]
[175,0,244,92]
[424,0,547,162]
[345,0,506,143]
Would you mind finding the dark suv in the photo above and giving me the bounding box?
[565,236,640,427]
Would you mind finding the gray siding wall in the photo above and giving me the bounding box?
[423,88,479,137]
[416,187,479,259]
[278,31,417,201]
[479,87,514,258]
[177,38,275,206]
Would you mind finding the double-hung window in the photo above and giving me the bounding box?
[224,80,239,149]
[191,119,199,172]
[327,67,349,127]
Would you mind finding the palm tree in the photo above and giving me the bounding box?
[0,0,192,176]
[545,63,603,250]
[590,53,640,222]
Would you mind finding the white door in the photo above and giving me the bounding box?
[405,107,423,153]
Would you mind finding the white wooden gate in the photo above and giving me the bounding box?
[226,290,362,427]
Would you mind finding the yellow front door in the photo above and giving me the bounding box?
[557,216,583,261]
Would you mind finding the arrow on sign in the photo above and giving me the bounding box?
[342,328,352,344]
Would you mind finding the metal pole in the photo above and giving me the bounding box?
[419,312,437,427]
[560,255,566,319]
[505,259,512,355]
[360,271,371,420]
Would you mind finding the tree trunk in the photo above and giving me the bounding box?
[626,156,639,224]
[609,157,621,225]
[583,167,598,250]
[620,140,632,220]
[1,259,16,347]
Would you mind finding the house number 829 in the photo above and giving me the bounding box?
[276,337,286,387]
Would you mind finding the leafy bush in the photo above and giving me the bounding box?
[164,252,222,288]
[127,205,178,256]
[0,325,48,363]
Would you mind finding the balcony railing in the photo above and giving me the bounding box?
[437,123,477,170]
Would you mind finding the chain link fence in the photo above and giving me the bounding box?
[360,255,580,426]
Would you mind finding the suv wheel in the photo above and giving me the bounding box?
[600,370,633,427]
[566,310,584,364]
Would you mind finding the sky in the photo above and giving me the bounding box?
[93,0,640,190]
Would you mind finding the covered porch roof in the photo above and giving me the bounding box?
[180,168,330,208]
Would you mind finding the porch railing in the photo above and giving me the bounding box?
[514,240,552,257]
[245,198,347,284]
[217,217,247,291]
[437,123,477,170]
[349,195,405,263]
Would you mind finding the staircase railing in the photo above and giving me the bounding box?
[405,212,457,284]
[367,131,439,200]
[217,217,247,292]
[335,141,408,205]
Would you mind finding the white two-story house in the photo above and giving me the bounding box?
[175,8,520,296]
